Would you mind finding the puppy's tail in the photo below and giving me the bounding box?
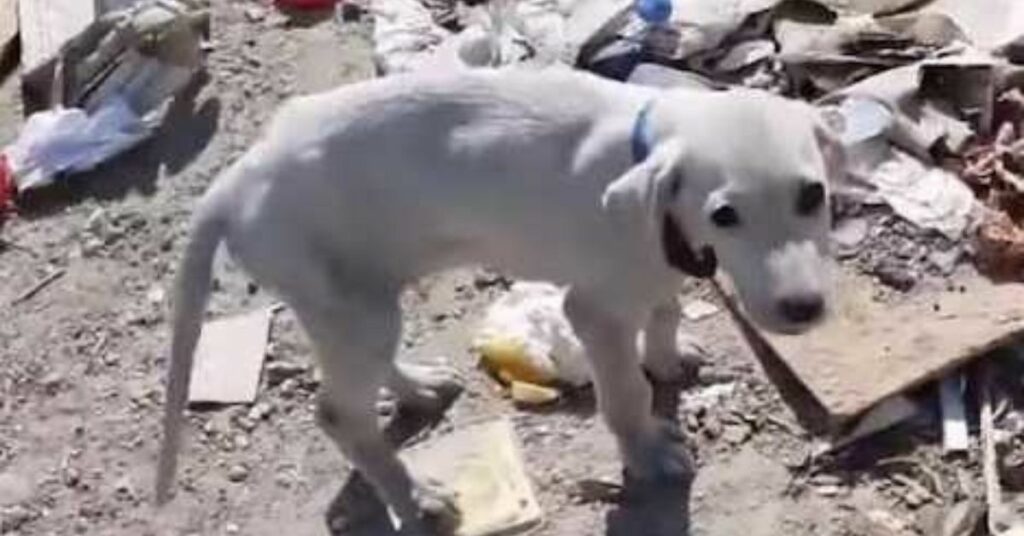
[155,195,228,505]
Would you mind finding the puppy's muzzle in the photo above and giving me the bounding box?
[777,292,825,325]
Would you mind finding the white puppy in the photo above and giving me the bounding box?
[156,66,839,534]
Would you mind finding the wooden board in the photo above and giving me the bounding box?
[18,0,95,75]
[188,309,272,405]
[741,270,1024,422]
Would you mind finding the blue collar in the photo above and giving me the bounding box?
[631,100,655,163]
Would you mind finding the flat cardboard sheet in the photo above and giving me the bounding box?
[188,309,272,404]
[745,270,1024,422]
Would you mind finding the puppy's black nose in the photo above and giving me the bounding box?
[779,294,824,324]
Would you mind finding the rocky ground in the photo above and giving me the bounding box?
[0,1,1006,535]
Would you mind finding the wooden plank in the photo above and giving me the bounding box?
[734,269,1024,422]
[187,309,272,405]
[18,0,95,75]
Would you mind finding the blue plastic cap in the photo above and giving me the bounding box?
[635,0,671,25]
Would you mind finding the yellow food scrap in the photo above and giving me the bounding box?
[510,381,560,406]
[476,336,557,386]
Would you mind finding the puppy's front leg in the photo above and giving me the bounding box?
[641,299,705,385]
[564,289,694,483]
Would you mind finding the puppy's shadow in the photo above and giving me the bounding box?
[605,379,692,536]
[326,406,453,535]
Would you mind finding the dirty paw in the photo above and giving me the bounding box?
[393,360,464,413]
[398,479,461,535]
[623,421,695,485]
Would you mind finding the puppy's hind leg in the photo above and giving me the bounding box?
[294,287,459,535]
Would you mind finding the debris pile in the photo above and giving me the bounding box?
[0,0,208,222]
[362,0,1024,532]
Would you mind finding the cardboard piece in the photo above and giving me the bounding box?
[740,269,1024,422]
[187,309,272,404]
[401,418,542,536]
[18,0,95,75]
[0,0,16,64]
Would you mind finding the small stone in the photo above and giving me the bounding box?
[265,361,306,385]
[244,6,265,22]
[101,353,120,366]
[814,484,843,497]
[248,402,273,421]
[80,237,105,257]
[279,378,300,398]
[929,248,962,276]
[85,208,108,236]
[235,416,257,433]
[113,476,134,501]
[146,286,166,305]
[832,217,869,257]
[40,371,64,393]
[274,473,293,489]
[702,415,722,440]
[721,422,751,445]
[682,300,720,321]
[227,464,250,483]
[62,466,82,488]
[873,260,917,291]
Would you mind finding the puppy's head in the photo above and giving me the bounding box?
[603,90,841,334]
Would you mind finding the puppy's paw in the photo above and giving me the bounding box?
[623,421,696,485]
[400,479,461,535]
[393,360,464,414]
[642,335,706,385]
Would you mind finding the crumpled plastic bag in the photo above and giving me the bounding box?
[371,0,450,73]
[473,282,591,388]
[4,97,151,191]
[372,0,558,74]
[0,0,205,196]
[869,150,977,239]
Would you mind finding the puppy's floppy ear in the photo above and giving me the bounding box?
[601,139,684,232]
[662,213,717,278]
[601,139,718,278]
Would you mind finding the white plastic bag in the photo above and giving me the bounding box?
[870,150,977,240]
[3,97,151,191]
[474,282,591,387]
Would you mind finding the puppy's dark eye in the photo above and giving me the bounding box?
[711,205,740,228]
[797,182,825,216]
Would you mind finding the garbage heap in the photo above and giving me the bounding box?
[371,0,1024,291]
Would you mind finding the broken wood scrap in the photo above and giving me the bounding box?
[722,268,1024,424]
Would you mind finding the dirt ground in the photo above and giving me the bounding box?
[0,2,992,535]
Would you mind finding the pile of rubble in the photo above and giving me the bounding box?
[371,0,1024,291]
[367,0,1024,532]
